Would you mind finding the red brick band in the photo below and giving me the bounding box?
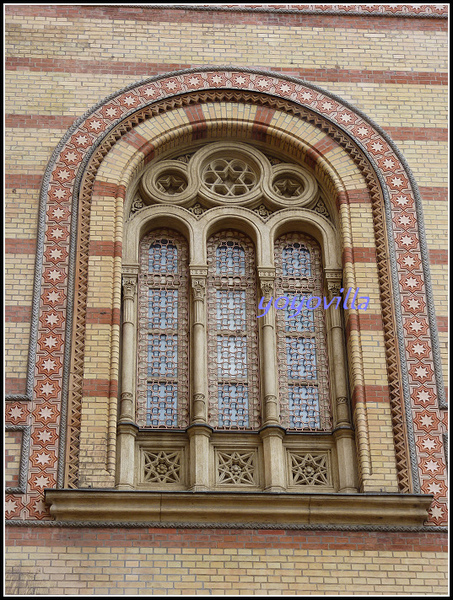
[82,378,118,398]
[428,249,448,265]
[336,189,372,208]
[418,186,448,202]
[86,307,121,326]
[5,174,42,189]
[92,181,125,197]
[5,238,37,254]
[436,316,448,333]
[251,106,276,142]
[353,384,390,407]
[122,130,155,159]
[5,114,76,129]
[184,104,208,140]
[342,247,377,265]
[5,305,32,322]
[5,378,27,395]
[6,58,448,86]
[386,127,448,142]
[5,526,447,552]
[313,135,342,155]
[88,241,122,258]
[346,312,385,335]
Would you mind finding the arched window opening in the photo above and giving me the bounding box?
[275,233,331,431]
[206,231,260,430]
[136,229,189,428]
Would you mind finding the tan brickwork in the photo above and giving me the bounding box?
[5,540,448,595]
[5,431,23,488]
[5,189,40,240]
[5,14,448,73]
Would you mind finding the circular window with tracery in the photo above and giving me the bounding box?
[202,158,257,197]
[155,172,188,195]
[273,175,305,199]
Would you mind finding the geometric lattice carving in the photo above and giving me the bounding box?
[137,229,189,428]
[275,233,331,431]
[207,231,260,429]
[143,450,181,483]
[202,158,257,197]
[273,175,304,198]
[217,450,256,485]
[289,452,330,486]
[155,173,187,195]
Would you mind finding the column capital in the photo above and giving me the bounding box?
[122,273,137,299]
[190,265,208,301]
[324,268,343,298]
[257,266,275,299]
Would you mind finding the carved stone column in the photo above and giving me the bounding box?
[117,269,138,489]
[190,266,208,424]
[257,267,286,491]
[188,266,211,490]
[257,267,279,426]
[324,268,358,493]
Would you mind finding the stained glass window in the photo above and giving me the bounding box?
[207,231,260,429]
[137,230,189,428]
[275,233,331,431]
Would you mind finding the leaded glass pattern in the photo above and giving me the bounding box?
[137,229,189,428]
[275,233,331,431]
[207,231,260,429]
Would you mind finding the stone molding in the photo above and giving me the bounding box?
[45,489,433,527]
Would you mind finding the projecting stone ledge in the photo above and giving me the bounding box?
[45,490,433,527]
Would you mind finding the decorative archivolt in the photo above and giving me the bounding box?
[139,141,319,211]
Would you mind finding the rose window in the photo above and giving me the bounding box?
[155,173,187,195]
[202,158,257,197]
[273,175,305,198]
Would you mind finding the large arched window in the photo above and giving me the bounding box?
[274,233,331,431]
[117,141,357,495]
[136,229,189,429]
[206,230,260,430]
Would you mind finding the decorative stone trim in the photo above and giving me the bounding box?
[45,489,433,527]
[155,5,449,18]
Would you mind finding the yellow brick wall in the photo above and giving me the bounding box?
[4,537,448,595]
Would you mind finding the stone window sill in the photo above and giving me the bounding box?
[45,489,432,527]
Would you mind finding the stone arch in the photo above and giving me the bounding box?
[17,68,445,525]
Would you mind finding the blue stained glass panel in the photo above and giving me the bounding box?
[148,289,178,329]
[218,384,249,428]
[285,293,315,332]
[217,336,247,378]
[149,241,177,273]
[282,243,311,277]
[216,290,246,330]
[286,337,317,380]
[148,334,177,377]
[146,383,177,427]
[288,385,320,429]
[216,242,246,275]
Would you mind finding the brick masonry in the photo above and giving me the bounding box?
[4,527,449,595]
[4,4,448,595]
